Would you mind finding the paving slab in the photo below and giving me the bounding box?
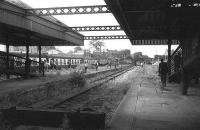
[109,65,200,130]
[109,67,143,130]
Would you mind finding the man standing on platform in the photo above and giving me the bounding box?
[159,59,168,88]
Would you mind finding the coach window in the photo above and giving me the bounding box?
[71,59,73,65]
[64,59,66,65]
[57,59,59,65]
[66,59,68,65]
[60,59,62,65]
[55,59,57,65]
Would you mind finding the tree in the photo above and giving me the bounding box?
[74,46,83,53]
[132,52,144,64]
[132,52,143,60]
[89,40,105,52]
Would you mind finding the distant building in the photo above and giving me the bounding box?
[106,49,131,59]
[73,50,84,55]
[8,46,56,54]
[84,50,92,58]
[9,46,38,53]
[46,49,63,55]
[154,55,167,61]
[132,52,152,65]
[0,44,5,51]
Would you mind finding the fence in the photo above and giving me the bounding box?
[0,51,44,77]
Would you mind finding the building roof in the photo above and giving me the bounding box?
[0,0,84,46]
[5,0,68,27]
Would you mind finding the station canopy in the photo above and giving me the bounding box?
[0,0,84,46]
[105,0,182,45]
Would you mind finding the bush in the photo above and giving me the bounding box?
[68,71,86,87]
[75,64,85,74]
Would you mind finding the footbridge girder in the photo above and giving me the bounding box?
[84,35,128,40]
[26,5,110,16]
[68,26,122,32]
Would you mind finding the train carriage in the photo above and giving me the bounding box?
[10,52,84,69]
[8,52,112,72]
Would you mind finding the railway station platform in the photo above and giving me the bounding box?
[109,65,200,130]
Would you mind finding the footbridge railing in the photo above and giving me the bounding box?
[0,51,44,77]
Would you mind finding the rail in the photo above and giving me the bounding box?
[0,51,44,77]
[51,65,133,108]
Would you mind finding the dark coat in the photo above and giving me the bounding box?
[159,62,168,74]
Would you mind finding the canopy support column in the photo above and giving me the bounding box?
[181,68,190,95]
[25,42,30,78]
[38,45,42,73]
[168,39,172,77]
[6,35,10,79]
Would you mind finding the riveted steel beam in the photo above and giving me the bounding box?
[68,26,122,31]
[26,5,110,16]
[131,39,179,45]
[84,35,128,40]
[67,25,170,32]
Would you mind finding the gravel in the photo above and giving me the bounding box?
[55,68,135,126]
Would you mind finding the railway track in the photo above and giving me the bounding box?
[50,65,135,127]
[50,65,134,109]
[0,65,136,130]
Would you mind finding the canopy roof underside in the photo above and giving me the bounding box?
[0,0,84,46]
[105,0,200,45]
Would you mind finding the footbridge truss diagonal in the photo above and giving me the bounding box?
[26,5,110,16]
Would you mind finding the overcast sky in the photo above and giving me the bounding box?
[17,0,178,57]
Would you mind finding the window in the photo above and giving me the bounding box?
[64,59,66,65]
[71,59,74,64]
